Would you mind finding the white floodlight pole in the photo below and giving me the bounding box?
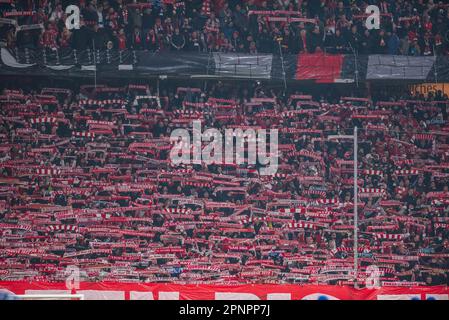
[327,127,358,285]
[92,39,97,89]
[433,45,438,84]
[353,126,358,286]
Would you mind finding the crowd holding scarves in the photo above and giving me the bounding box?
[0,0,448,55]
[0,80,449,286]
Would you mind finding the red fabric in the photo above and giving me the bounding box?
[41,29,58,48]
[295,54,344,83]
[214,0,226,12]
[1,281,448,300]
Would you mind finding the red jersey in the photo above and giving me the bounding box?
[118,36,126,50]
[41,29,58,48]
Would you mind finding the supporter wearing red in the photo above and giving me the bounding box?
[1,1,448,55]
[40,22,59,50]
[0,81,448,285]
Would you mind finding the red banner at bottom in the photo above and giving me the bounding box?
[1,281,449,300]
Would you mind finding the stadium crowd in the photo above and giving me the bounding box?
[1,0,449,55]
[0,80,449,286]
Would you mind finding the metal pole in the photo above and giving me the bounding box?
[433,45,438,84]
[277,39,287,95]
[353,126,358,286]
[354,48,359,88]
[349,42,359,88]
[92,39,97,89]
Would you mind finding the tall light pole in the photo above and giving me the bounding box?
[353,126,358,286]
[328,126,358,285]
[92,39,97,89]
[348,42,359,88]
[277,37,287,95]
[433,45,438,84]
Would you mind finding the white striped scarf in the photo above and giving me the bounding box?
[394,169,419,175]
[73,131,95,137]
[336,159,354,166]
[367,224,398,231]
[46,225,79,232]
[290,94,313,100]
[182,101,206,108]
[0,223,32,231]
[426,191,449,199]
[359,188,386,198]
[30,117,58,124]
[287,222,316,229]
[298,149,323,161]
[164,208,192,214]
[360,188,385,193]
[281,111,301,118]
[173,110,202,117]
[79,99,125,105]
[374,233,406,240]
[393,159,414,166]
[128,84,148,91]
[316,198,339,205]
[362,169,383,176]
[382,281,424,287]
[184,181,212,188]
[54,213,77,220]
[303,189,326,197]
[201,0,211,16]
[411,134,434,141]
[239,217,268,224]
[51,189,91,196]
[273,173,288,178]
[366,124,387,131]
[331,247,367,254]
[5,248,44,255]
[94,213,112,219]
[379,200,402,207]
[207,98,236,105]
[298,176,325,183]
[432,199,449,205]
[410,133,435,143]
[170,122,191,128]
[278,207,306,214]
[35,168,61,175]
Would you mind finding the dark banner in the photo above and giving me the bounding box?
[1,48,449,83]
[136,52,211,76]
[366,55,436,81]
[427,56,449,82]
[341,54,368,84]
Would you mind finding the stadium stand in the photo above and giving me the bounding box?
[1,0,449,301]
[0,81,448,286]
[0,0,448,55]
